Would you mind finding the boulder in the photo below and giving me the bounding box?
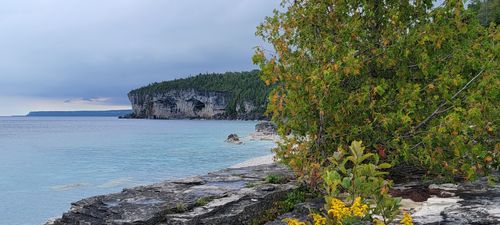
[249,121,281,141]
[226,133,242,144]
[255,121,277,135]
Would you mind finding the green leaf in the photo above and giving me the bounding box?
[378,163,392,169]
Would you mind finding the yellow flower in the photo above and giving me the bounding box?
[326,197,370,224]
[310,213,326,225]
[373,218,385,225]
[327,198,351,223]
[400,211,413,225]
[349,197,369,217]
[283,218,306,225]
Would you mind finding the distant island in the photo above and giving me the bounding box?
[126,70,271,120]
[26,110,132,117]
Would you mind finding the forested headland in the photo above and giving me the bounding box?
[128,70,271,118]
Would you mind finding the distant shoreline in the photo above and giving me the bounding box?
[25,109,132,117]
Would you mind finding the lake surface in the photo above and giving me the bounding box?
[0,117,275,225]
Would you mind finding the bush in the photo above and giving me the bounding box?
[266,173,287,184]
[254,0,498,182]
[251,189,308,225]
[284,141,412,225]
[194,197,213,207]
[282,189,307,211]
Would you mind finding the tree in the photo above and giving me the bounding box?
[468,0,500,26]
[254,0,498,181]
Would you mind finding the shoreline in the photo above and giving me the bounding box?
[2,118,277,225]
[36,119,279,225]
[230,154,275,168]
[44,154,279,225]
[46,162,296,225]
[44,149,500,225]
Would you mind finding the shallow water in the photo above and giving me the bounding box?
[0,117,274,225]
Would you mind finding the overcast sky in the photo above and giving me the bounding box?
[0,0,280,116]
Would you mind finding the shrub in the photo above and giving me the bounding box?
[266,173,287,184]
[282,189,307,211]
[284,141,412,225]
[194,197,213,207]
[254,0,498,182]
[251,189,308,225]
[173,203,187,213]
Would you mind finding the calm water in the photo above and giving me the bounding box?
[0,117,274,225]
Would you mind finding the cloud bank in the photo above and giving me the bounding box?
[0,0,279,115]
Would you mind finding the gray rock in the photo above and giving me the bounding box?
[129,89,230,119]
[255,121,277,135]
[436,177,500,225]
[225,134,242,144]
[45,161,499,225]
[266,175,500,225]
[128,89,264,120]
[46,164,297,225]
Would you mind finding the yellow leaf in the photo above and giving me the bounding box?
[333,64,339,71]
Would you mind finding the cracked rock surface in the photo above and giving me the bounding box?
[46,164,297,225]
[44,164,499,225]
[267,175,500,225]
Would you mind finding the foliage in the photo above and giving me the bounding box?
[173,203,187,213]
[266,173,287,184]
[245,182,258,188]
[284,141,412,225]
[468,0,500,26]
[129,70,270,117]
[282,189,307,211]
[324,141,400,224]
[254,0,499,181]
[194,197,213,207]
[251,189,308,225]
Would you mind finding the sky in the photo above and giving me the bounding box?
[0,0,280,116]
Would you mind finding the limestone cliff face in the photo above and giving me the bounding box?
[127,89,262,119]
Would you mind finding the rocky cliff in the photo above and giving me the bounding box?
[129,89,224,119]
[125,71,269,120]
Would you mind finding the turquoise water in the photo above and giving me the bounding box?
[0,117,274,225]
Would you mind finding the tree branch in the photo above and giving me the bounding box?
[410,57,493,133]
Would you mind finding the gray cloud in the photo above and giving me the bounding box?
[0,0,279,114]
[64,97,111,104]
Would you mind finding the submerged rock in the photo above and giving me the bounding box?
[46,164,297,225]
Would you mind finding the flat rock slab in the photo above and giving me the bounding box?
[47,164,297,225]
[267,175,500,225]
